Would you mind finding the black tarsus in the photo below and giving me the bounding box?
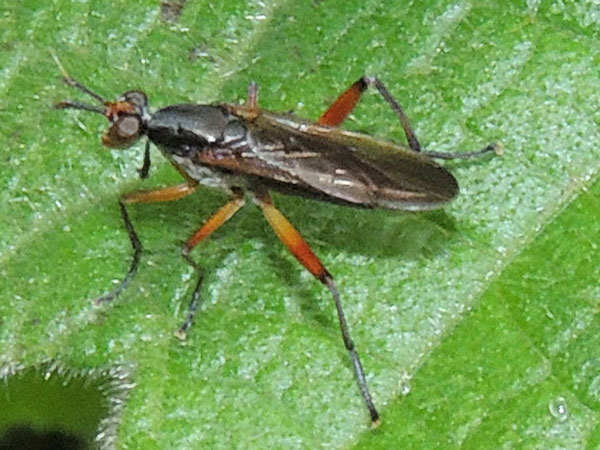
[362,76,499,161]
[422,142,500,160]
[323,273,380,425]
[175,244,207,340]
[95,200,143,304]
[364,76,422,154]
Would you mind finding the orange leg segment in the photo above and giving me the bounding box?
[255,193,327,281]
[96,181,198,304]
[184,193,246,253]
[176,191,246,340]
[123,182,197,204]
[318,78,368,127]
[254,191,380,424]
[318,76,426,154]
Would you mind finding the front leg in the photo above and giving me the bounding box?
[95,182,198,304]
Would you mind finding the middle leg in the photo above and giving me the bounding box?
[175,188,246,339]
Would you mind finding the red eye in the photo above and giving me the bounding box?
[102,116,142,148]
[116,116,140,138]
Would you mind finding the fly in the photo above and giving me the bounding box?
[55,60,498,426]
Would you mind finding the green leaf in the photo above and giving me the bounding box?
[1,1,599,448]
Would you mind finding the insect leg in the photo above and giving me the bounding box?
[363,76,423,153]
[96,182,198,304]
[246,81,259,109]
[421,142,501,160]
[176,190,246,339]
[370,77,498,159]
[319,76,498,160]
[137,140,151,179]
[318,78,369,128]
[254,190,380,425]
[318,76,422,154]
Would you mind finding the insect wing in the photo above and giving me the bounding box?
[198,109,458,210]
[298,119,460,210]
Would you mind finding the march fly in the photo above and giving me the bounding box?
[55,59,498,426]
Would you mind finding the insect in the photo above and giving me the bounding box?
[55,60,497,426]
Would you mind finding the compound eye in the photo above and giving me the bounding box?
[121,90,148,110]
[102,115,142,148]
[116,115,141,138]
